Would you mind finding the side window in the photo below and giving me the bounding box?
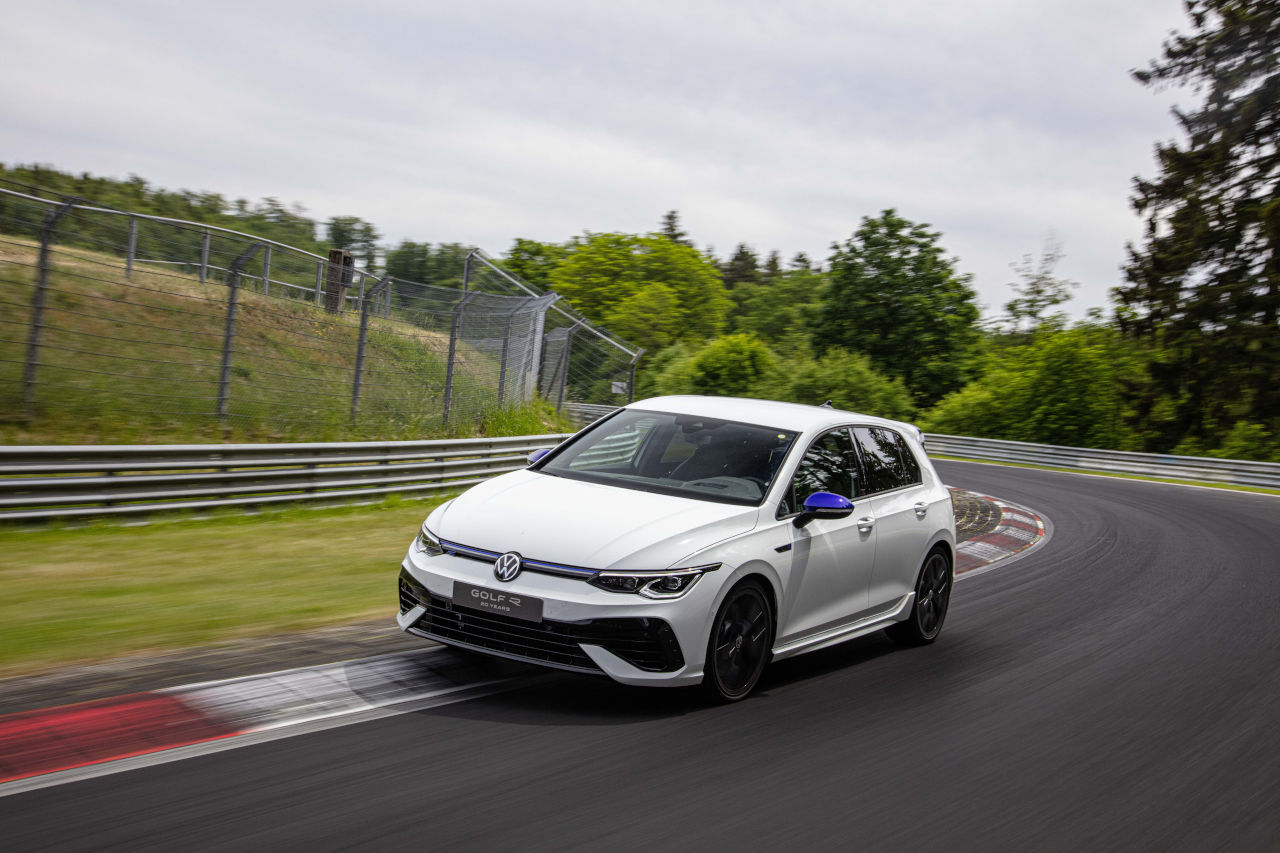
[880,428,922,486]
[852,426,900,493]
[780,428,858,515]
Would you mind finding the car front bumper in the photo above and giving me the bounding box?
[399,549,715,686]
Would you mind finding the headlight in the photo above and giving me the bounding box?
[589,564,720,599]
[413,523,445,557]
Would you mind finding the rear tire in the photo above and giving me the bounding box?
[701,580,774,702]
[886,548,952,646]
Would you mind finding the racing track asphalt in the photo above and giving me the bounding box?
[3,461,1279,851]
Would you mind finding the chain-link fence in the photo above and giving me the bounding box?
[0,187,639,442]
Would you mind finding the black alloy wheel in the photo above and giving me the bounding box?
[887,549,952,646]
[703,581,773,702]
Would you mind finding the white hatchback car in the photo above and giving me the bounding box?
[398,396,955,700]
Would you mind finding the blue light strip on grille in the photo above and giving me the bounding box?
[438,538,597,578]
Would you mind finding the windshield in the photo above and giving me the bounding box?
[537,409,799,506]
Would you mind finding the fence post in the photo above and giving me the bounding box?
[261,244,272,297]
[497,297,535,405]
[627,349,644,403]
[22,199,77,416]
[441,291,478,426]
[351,277,390,424]
[199,229,210,284]
[463,249,477,293]
[218,243,264,427]
[555,321,583,413]
[125,216,137,280]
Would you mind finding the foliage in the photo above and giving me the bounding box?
[922,325,1140,450]
[502,237,570,289]
[653,333,779,397]
[779,348,915,421]
[384,241,473,308]
[721,242,761,291]
[652,333,915,421]
[0,163,329,256]
[659,210,693,247]
[1116,0,1280,452]
[547,232,730,353]
[814,209,981,406]
[1002,238,1078,334]
[731,263,826,345]
[326,216,381,267]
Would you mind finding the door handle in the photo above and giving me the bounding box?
[857,517,875,533]
[914,502,928,518]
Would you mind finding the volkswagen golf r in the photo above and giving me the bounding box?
[397,396,956,701]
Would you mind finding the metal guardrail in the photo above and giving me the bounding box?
[923,433,1280,490]
[0,434,571,522]
[4,424,1275,523]
[562,402,619,427]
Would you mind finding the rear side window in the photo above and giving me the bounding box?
[852,427,920,493]
[881,428,922,486]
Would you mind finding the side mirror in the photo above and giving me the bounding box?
[794,491,854,528]
[527,448,550,465]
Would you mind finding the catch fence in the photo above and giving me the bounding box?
[0,187,639,441]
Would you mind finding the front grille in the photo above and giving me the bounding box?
[398,570,683,674]
[399,575,419,612]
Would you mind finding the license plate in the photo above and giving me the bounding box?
[453,581,544,623]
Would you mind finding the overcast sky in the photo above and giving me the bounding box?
[1,0,1192,317]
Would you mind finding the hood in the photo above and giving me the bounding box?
[433,469,759,572]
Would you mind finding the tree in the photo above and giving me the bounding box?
[1002,238,1078,333]
[659,210,692,246]
[732,263,825,344]
[720,243,760,291]
[652,335,915,418]
[547,232,730,353]
[1117,0,1280,452]
[503,238,569,289]
[654,333,778,397]
[814,209,980,406]
[779,348,915,420]
[922,324,1138,450]
[327,216,380,267]
[762,250,783,284]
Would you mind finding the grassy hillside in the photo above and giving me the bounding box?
[0,236,567,443]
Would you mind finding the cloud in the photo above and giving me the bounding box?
[0,0,1191,316]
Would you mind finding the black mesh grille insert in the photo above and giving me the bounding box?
[398,570,683,673]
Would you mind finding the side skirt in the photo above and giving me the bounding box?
[770,593,915,661]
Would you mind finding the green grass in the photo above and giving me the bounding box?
[0,497,452,678]
[0,235,571,443]
[932,454,1280,496]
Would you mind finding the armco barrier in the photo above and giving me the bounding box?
[923,433,1280,490]
[0,434,571,522]
[3,425,1276,523]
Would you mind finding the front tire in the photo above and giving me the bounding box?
[886,548,952,646]
[702,580,774,702]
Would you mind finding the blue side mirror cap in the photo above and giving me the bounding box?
[795,491,855,528]
[527,448,550,465]
[802,491,854,514]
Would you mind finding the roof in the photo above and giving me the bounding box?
[626,395,916,436]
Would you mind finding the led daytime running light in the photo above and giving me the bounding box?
[590,564,720,599]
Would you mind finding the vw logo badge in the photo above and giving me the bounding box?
[494,551,522,582]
